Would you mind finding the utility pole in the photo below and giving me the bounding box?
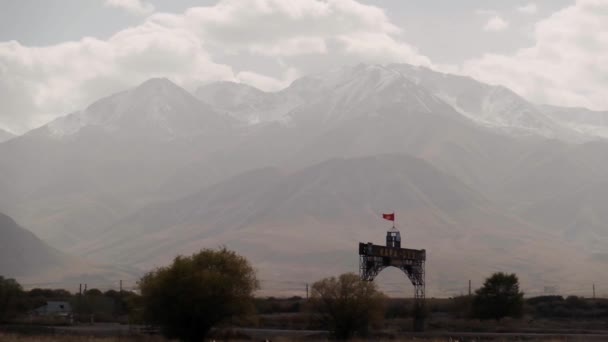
[306,283,309,299]
[593,283,596,299]
[79,283,82,296]
[468,280,471,296]
[84,283,87,294]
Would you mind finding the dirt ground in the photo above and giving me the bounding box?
[1,333,606,342]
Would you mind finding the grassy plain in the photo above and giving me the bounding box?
[0,334,599,342]
[0,335,167,342]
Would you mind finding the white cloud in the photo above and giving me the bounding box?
[236,67,300,91]
[483,15,509,32]
[0,24,234,132]
[517,3,538,14]
[178,0,423,62]
[104,0,155,16]
[464,0,608,110]
[0,0,433,133]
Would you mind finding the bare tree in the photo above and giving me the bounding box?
[310,273,386,339]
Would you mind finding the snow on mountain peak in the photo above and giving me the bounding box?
[196,81,302,125]
[0,128,15,143]
[131,77,183,97]
[385,64,587,140]
[539,105,608,139]
[281,64,457,126]
[37,64,608,143]
[45,78,229,139]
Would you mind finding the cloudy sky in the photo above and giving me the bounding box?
[0,0,606,133]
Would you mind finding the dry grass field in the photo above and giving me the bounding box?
[0,334,601,342]
[10,336,179,342]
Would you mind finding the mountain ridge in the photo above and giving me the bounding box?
[42,77,234,140]
[76,154,598,296]
[0,77,240,248]
[0,128,15,143]
[1,64,608,295]
[195,63,600,141]
[0,211,70,276]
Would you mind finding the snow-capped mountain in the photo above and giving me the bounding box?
[195,81,300,124]
[285,64,459,127]
[44,78,233,140]
[388,64,582,140]
[2,63,608,293]
[199,64,598,142]
[196,64,467,129]
[539,105,608,139]
[0,78,239,248]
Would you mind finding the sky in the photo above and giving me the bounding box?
[0,0,606,134]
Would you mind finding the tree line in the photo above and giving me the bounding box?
[3,248,608,341]
[0,276,139,323]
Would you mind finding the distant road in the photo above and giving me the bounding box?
[239,328,608,340]
[34,325,608,340]
[403,331,608,340]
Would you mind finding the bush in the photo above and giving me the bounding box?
[472,272,524,320]
[138,247,259,341]
[309,273,386,339]
[0,276,24,322]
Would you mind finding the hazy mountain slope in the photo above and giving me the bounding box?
[498,140,608,252]
[518,181,608,249]
[188,65,608,205]
[195,81,300,124]
[78,155,593,295]
[0,211,138,290]
[173,64,534,199]
[0,128,15,143]
[74,167,285,258]
[287,64,456,126]
[388,64,580,141]
[283,98,532,192]
[191,65,608,228]
[186,64,585,201]
[198,64,586,141]
[498,140,608,204]
[0,211,69,276]
[46,78,232,139]
[539,104,608,139]
[0,78,238,248]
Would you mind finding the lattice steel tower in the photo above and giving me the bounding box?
[359,227,426,331]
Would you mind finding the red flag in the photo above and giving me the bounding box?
[382,213,395,221]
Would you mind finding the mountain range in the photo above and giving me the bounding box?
[1,63,607,296]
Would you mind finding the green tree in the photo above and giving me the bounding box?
[309,273,386,339]
[0,276,24,322]
[85,288,103,296]
[472,272,524,320]
[138,247,259,341]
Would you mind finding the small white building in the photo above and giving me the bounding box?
[33,301,72,316]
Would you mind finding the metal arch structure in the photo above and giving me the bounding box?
[358,239,426,331]
[359,245,425,298]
